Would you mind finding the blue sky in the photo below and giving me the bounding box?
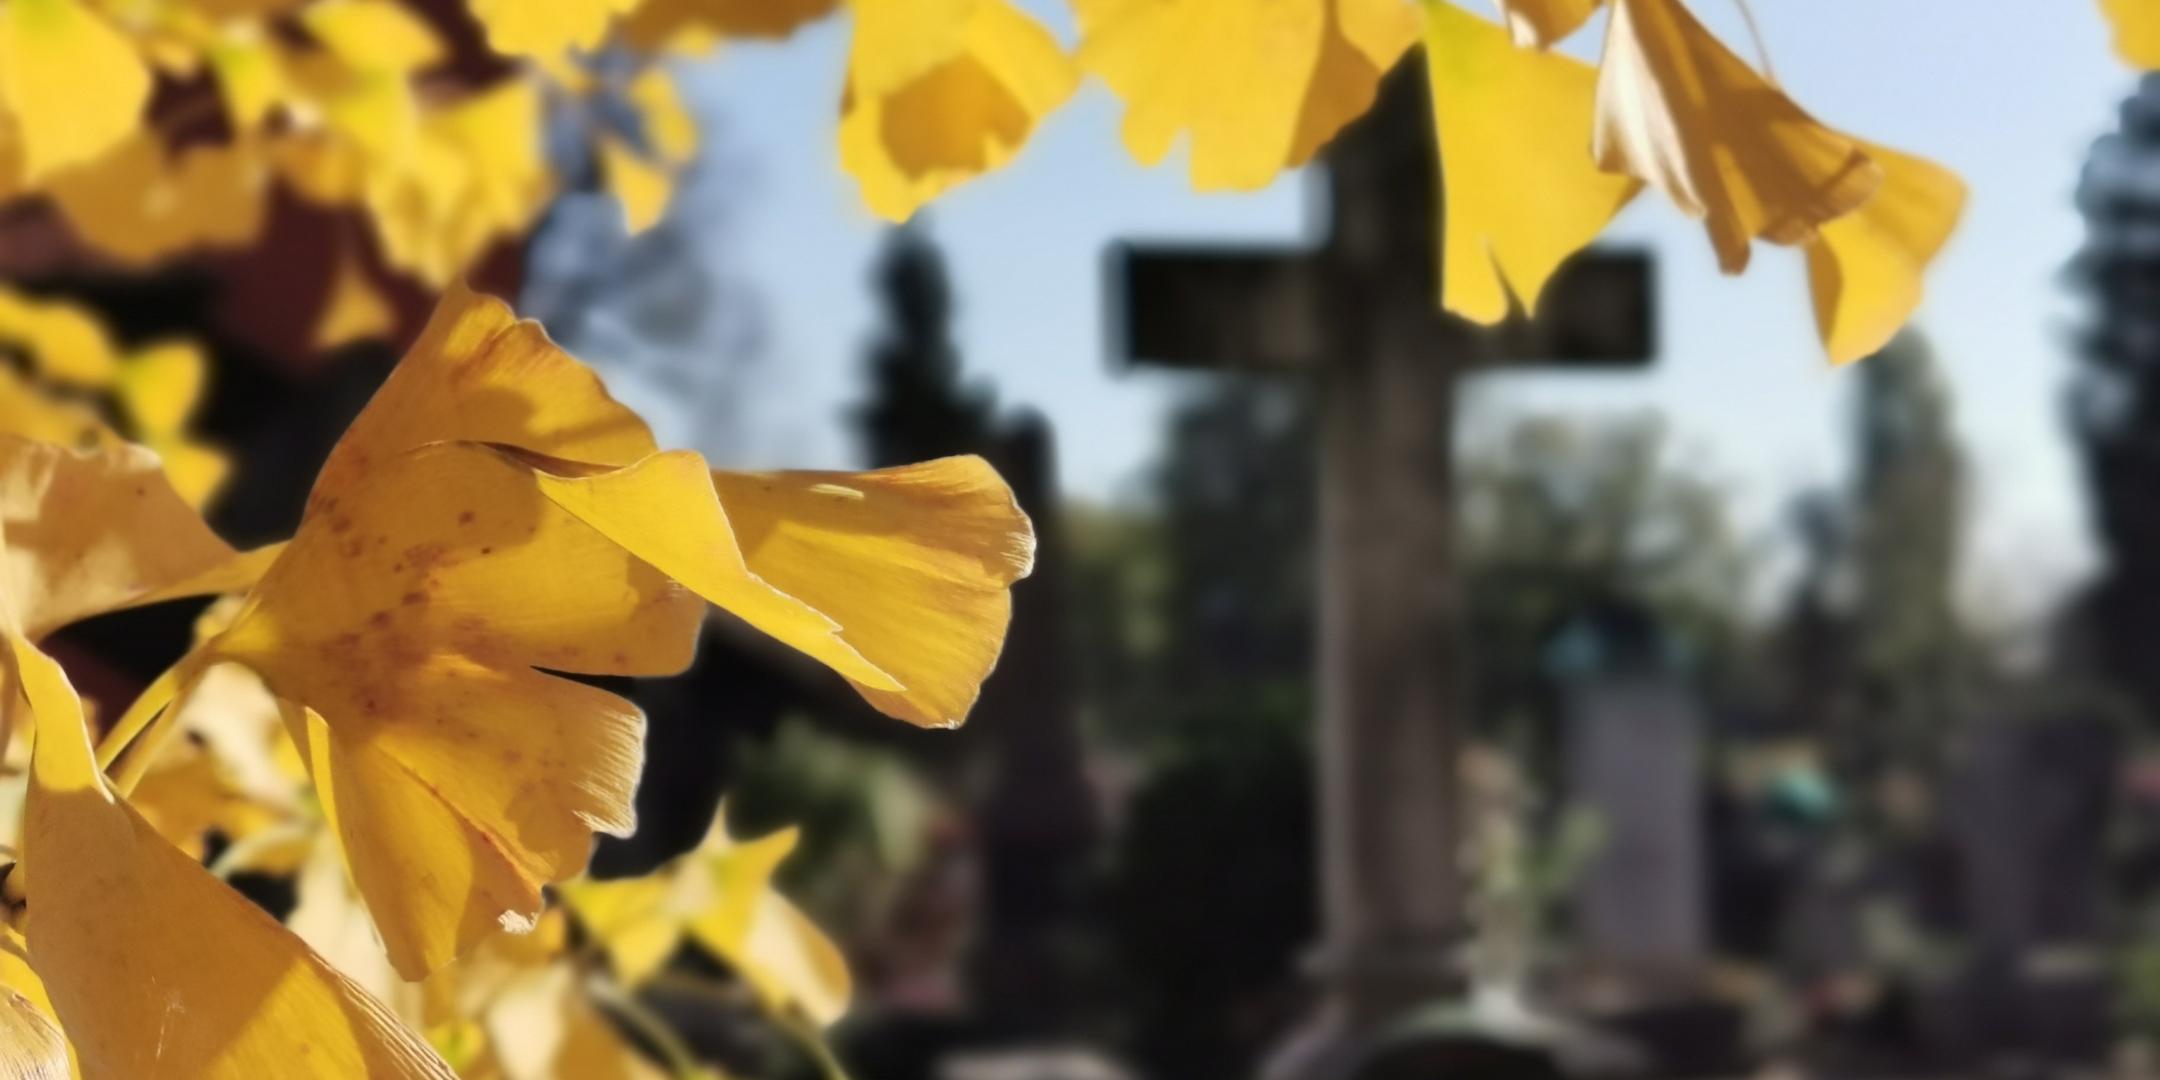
[638,2,2134,618]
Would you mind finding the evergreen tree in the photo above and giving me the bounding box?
[1851,332,1965,760]
[2069,75,2160,724]
[856,219,995,467]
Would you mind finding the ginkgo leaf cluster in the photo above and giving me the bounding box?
[442,0,1971,364]
[0,284,1034,1077]
[0,286,227,504]
[0,0,700,350]
[1060,0,1968,364]
[0,0,1984,365]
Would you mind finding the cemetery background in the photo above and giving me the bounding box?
[13,4,2160,1080]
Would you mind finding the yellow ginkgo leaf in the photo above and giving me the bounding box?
[44,135,270,267]
[428,80,550,230]
[319,67,422,166]
[622,0,838,48]
[1592,0,1880,272]
[693,828,851,1027]
[0,369,107,453]
[316,247,401,350]
[268,453,893,981]
[0,296,226,504]
[355,288,1025,725]
[208,443,704,980]
[8,635,456,1079]
[839,0,1078,221]
[151,440,232,510]
[0,989,63,1080]
[0,929,61,1080]
[1286,0,1420,169]
[0,438,261,639]
[208,29,288,131]
[0,0,152,181]
[274,128,372,206]
[1425,1,1640,322]
[485,965,665,1080]
[617,0,720,54]
[0,289,119,389]
[565,818,850,1026]
[115,342,206,441]
[0,928,54,1037]
[426,905,571,1036]
[189,288,1025,977]
[0,434,316,1079]
[201,385,843,983]
[188,0,310,18]
[288,827,406,1004]
[1076,0,1414,192]
[710,458,1033,729]
[627,68,700,166]
[599,134,673,233]
[176,658,305,814]
[1805,137,1966,365]
[1495,0,1602,48]
[846,0,975,95]
[303,0,446,72]
[513,447,904,695]
[559,873,683,985]
[359,82,550,285]
[467,0,640,59]
[2104,0,2160,69]
[128,735,281,859]
[364,138,474,286]
[311,284,658,490]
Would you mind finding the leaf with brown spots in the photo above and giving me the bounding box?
[10,637,454,1079]
[193,288,1031,979]
[0,436,274,639]
[313,285,1032,729]
[0,438,446,1078]
[204,441,708,979]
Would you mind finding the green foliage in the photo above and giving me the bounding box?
[726,716,940,933]
[1458,412,1754,745]
[1851,332,1967,758]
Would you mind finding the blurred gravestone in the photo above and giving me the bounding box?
[1933,713,2117,1066]
[1110,57,1654,1080]
[1546,605,1749,1077]
[1549,606,1708,986]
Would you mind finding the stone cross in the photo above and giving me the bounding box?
[1108,59,1655,1076]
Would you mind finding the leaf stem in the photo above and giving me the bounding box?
[779,1011,857,1080]
[109,701,186,798]
[100,654,207,797]
[1731,0,1777,84]
[93,662,183,771]
[641,973,854,1080]
[587,976,705,1080]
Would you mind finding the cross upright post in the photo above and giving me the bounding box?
[1110,57,1655,1077]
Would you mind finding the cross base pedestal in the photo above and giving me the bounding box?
[1261,936,1471,1080]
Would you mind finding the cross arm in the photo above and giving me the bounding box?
[1109,243,1327,372]
[1110,242,1657,374]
